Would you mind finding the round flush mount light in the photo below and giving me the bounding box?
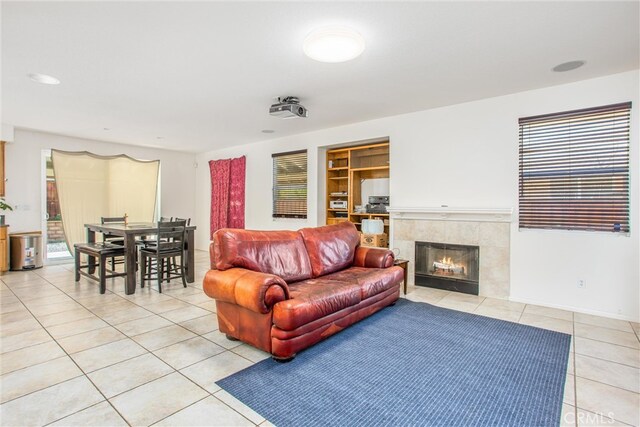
[552,60,585,72]
[303,26,365,63]
[27,73,61,85]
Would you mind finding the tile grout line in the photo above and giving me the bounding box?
[21,266,261,424]
[574,320,638,335]
[0,281,133,427]
[41,401,114,427]
[16,258,635,427]
[573,351,640,370]
[54,272,257,369]
[570,334,640,351]
[630,322,640,343]
[57,267,271,422]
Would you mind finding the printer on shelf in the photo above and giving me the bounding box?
[366,196,389,214]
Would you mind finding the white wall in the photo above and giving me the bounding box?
[5,129,197,234]
[195,70,639,321]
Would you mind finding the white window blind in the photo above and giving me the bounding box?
[518,102,631,233]
[272,150,307,219]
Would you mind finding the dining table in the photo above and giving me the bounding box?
[84,222,197,295]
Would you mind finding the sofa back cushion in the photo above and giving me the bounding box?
[299,222,360,277]
[212,229,312,283]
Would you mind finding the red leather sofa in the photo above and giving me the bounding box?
[203,222,404,361]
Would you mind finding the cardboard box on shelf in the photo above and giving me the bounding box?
[360,233,388,248]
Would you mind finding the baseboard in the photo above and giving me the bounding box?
[508,296,639,323]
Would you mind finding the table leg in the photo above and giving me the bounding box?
[125,234,137,295]
[404,268,408,295]
[86,228,96,274]
[186,229,195,283]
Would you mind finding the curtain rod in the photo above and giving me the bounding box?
[51,149,160,164]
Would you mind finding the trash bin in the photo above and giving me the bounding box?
[10,232,43,271]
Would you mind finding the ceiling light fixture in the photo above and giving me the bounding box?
[303,26,365,63]
[27,73,61,85]
[552,61,585,72]
[261,129,275,134]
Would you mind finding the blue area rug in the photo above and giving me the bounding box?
[217,299,571,427]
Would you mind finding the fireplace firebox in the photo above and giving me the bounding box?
[415,242,480,295]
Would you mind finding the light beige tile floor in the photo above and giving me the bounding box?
[0,250,638,426]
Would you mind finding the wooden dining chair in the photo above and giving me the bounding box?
[101,216,126,270]
[139,219,187,293]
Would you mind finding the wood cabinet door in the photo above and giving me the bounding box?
[0,226,7,272]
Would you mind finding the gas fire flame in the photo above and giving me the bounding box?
[433,256,465,275]
[440,256,456,267]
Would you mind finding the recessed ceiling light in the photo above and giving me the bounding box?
[303,26,365,63]
[261,129,275,134]
[27,73,61,85]
[552,61,585,72]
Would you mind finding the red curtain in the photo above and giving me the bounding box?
[209,156,246,238]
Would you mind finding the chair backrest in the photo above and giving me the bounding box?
[175,217,191,226]
[153,220,187,254]
[101,216,125,224]
[160,216,173,222]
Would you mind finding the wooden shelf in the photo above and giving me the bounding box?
[326,141,390,248]
[351,166,389,172]
[350,212,389,217]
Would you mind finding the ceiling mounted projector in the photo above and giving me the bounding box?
[269,96,308,119]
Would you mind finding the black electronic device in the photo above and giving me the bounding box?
[366,196,389,214]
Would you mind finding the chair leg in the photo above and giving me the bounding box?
[74,249,81,282]
[88,252,96,275]
[158,258,163,293]
[140,255,146,288]
[180,256,187,288]
[111,257,115,272]
[99,256,106,294]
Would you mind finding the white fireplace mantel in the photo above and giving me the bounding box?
[387,206,513,223]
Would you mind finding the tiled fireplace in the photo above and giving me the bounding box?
[415,241,480,295]
[388,207,512,299]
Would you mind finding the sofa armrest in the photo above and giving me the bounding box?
[353,246,395,268]
[209,242,216,270]
[203,268,289,314]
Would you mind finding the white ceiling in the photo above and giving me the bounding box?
[2,1,638,153]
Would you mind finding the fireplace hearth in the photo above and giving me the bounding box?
[415,242,480,295]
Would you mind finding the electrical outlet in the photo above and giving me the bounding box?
[577,279,586,289]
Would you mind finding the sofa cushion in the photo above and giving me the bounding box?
[272,279,362,330]
[323,266,404,299]
[299,222,360,278]
[213,229,312,283]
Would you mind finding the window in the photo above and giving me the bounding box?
[519,102,631,233]
[272,150,307,218]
